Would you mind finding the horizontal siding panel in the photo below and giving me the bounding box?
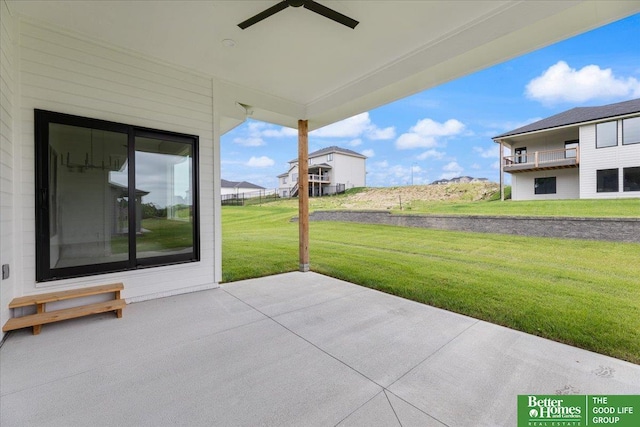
[21,23,211,94]
[20,48,212,111]
[21,91,212,136]
[20,69,212,126]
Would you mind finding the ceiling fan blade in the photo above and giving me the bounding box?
[303,0,359,29]
[238,1,289,30]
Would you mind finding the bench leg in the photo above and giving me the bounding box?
[115,290,123,318]
[33,303,44,335]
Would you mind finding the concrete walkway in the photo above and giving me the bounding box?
[1,272,638,426]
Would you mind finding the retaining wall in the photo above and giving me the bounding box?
[306,211,640,243]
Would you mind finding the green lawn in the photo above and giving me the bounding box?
[222,205,640,364]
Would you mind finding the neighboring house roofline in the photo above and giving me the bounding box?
[493,98,640,141]
[221,179,265,190]
[288,146,366,163]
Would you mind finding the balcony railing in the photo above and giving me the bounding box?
[307,174,330,183]
[503,147,579,173]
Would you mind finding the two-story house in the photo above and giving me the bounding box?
[494,98,640,200]
[278,146,366,197]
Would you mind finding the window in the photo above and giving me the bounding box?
[623,167,640,192]
[565,140,578,158]
[327,153,333,161]
[514,147,527,163]
[596,121,617,148]
[282,177,287,184]
[35,110,199,281]
[622,117,640,145]
[534,177,556,195]
[596,169,618,193]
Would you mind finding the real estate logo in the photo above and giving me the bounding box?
[518,395,640,427]
[519,395,584,426]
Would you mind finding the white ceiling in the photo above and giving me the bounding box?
[8,1,640,132]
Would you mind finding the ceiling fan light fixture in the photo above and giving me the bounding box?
[221,38,236,48]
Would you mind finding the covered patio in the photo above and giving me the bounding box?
[2,272,639,426]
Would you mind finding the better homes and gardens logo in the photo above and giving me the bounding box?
[518,395,639,427]
[520,395,583,426]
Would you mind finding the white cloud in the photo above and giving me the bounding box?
[373,160,388,168]
[262,127,297,138]
[311,112,396,140]
[396,118,465,150]
[471,163,481,170]
[368,126,396,140]
[246,156,275,167]
[231,120,296,145]
[348,138,363,147]
[233,137,264,147]
[416,149,445,160]
[473,145,499,159]
[440,161,464,180]
[526,61,640,104]
[361,149,375,158]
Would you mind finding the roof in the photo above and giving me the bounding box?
[494,98,640,139]
[289,146,366,163]
[309,163,332,170]
[9,1,639,132]
[221,179,265,190]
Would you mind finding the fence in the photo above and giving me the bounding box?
[221,189,279,206]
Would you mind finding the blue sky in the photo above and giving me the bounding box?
[221,13,640,188]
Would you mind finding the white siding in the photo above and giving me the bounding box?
[511,169,579,201]
[0,0,17,335]
[278,164,297,197]
[579,122,640,199]
[331,154,366,188]
[12,19,218,303]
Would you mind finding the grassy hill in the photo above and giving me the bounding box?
[251,183,640,217]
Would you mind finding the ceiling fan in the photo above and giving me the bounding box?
[238,0,359,30]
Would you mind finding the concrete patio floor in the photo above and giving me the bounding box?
[1,272,639,426]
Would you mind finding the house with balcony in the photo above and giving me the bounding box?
[278,146,366,197]
[493,98,640,200]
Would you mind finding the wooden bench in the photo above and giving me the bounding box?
[2,283,125,335]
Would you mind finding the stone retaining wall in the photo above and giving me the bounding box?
[306,211,640,243]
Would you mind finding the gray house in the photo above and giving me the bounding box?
[494,98,640,200]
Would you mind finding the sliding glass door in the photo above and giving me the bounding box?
[36,110,199,281]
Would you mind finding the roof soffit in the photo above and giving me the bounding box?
[8,1,640,130]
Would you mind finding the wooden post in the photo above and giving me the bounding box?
[298,120,310,272]
[499,140,505,201]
